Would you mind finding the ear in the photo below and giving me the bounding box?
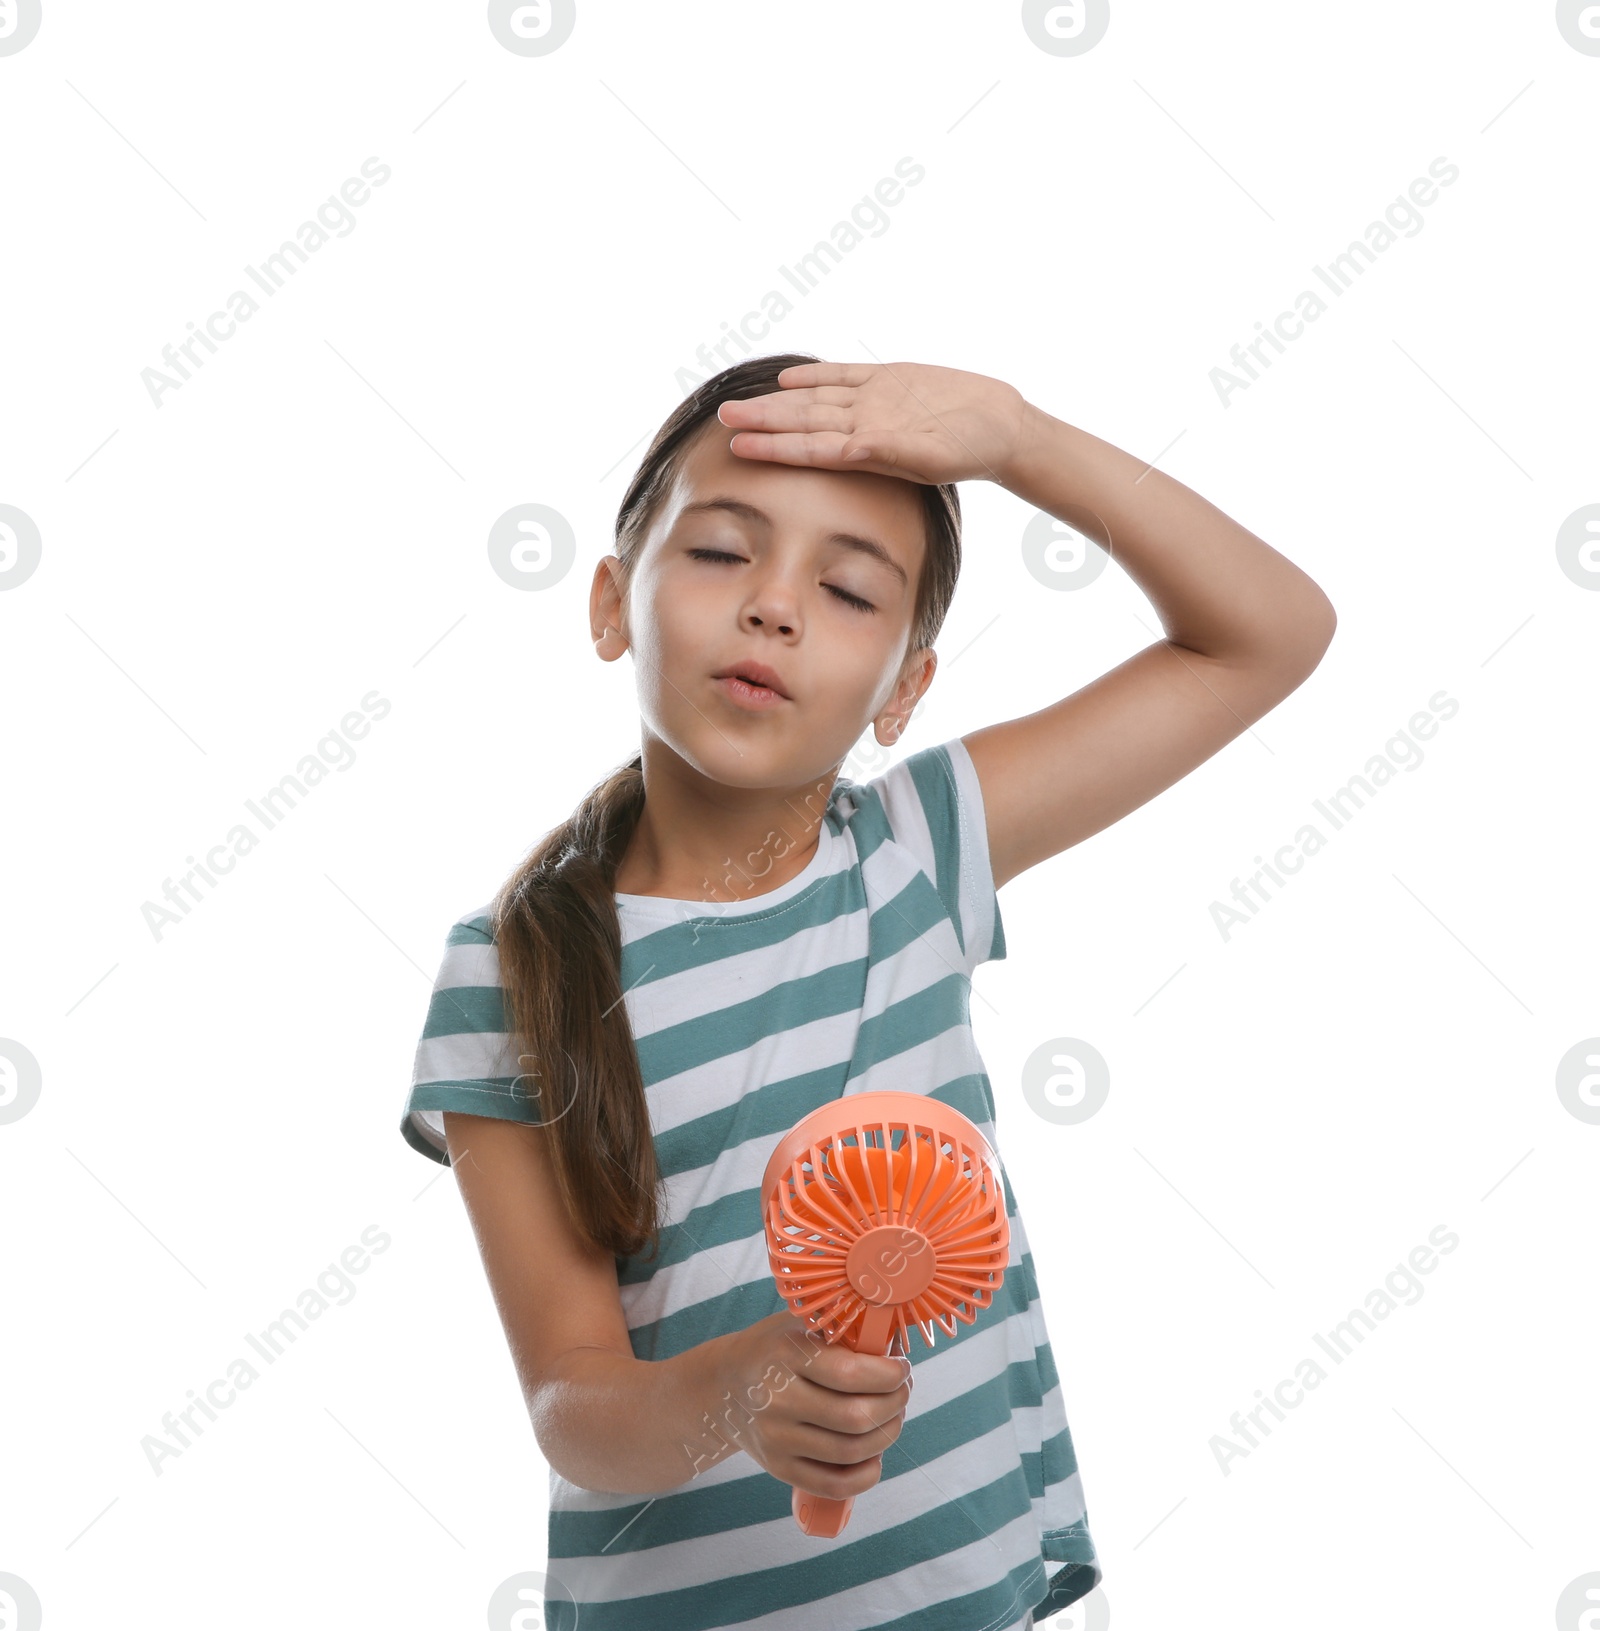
[590,556,630,658]
[873,648,936,745]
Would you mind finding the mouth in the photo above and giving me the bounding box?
[712,663,791,702]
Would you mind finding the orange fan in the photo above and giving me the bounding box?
[761,1089,1011,1537]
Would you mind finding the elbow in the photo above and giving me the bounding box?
[1279,585,1337,685]
[1311,580,1337,638]
[1313,590,1338,662]
[1248,590,1336,702]
[1301,589,1338,670]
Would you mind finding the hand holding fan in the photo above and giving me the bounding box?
[760,1089,1010,1538]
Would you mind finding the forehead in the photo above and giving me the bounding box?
[656,417,927,579]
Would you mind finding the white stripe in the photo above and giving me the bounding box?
[411,1027,521,1086]
[947,735,999,974]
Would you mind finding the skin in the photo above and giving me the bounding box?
[594,358,1337,898]
[590,414,938,903]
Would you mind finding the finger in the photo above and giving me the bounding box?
[839,1350,915,1393]
[795,1382,909,1439]
[718,386,854,419]
[799,1363,913,1428]
[775,361,875,390]
[726,429,853,467]
[717,397,852,434]
[726,431,914,480]
[788,1398,906,1456]
[787,1452,883,1501]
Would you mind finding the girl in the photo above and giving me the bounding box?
[401,354,1336,1630]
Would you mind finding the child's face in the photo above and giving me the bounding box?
[606,417,931,787]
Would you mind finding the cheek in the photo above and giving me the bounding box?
[810,636,900,717]
[631,580,722,687]
[653,585,719,653]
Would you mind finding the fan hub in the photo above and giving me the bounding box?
[846,1225,935,1306]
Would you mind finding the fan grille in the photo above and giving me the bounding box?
[763,1109,1009,1352]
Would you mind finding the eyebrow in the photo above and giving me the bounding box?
[678,496,909,588]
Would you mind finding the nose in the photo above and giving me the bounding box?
[742,568,800,636]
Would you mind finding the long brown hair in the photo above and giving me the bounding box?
[489,353,964,1260]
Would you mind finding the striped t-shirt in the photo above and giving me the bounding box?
[402,736,1103,1630]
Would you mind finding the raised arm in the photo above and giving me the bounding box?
[968,407,1337,889]
[715,358,1337,893]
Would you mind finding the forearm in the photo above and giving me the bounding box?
[999,404,1336,673]
[530,1333,746,1497]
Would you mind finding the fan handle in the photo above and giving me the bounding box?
[790,1302,901,1537]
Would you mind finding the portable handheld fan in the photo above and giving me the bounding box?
[760,1089,1010,1538]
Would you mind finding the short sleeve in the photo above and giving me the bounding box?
[856,735,1008,977]
[400,908,544,1165]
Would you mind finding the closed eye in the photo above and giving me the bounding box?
[686,548,877,614]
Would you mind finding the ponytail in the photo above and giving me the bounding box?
[489,754,665,1261]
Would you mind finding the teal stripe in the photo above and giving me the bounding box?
[1038,1543,1101,1617]
[617,866,857,981]
[632,956,868,1082]
[407,1079,540,1124]
[419,980,505,1039]
[398,1079,543,1165]
[836,775,896,861]
[547,1456,1055,1631]
[905,745,967,958]
[614,1181,760,1286]
[874,1555,1047,1631]
[1029,1420,1087,1498]
[626,1271,784,1364]
[861,867,951,961]
[649,1058,856,1186]
[847,970,973,1079]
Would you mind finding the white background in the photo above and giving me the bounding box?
[2,2,1597,1627]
